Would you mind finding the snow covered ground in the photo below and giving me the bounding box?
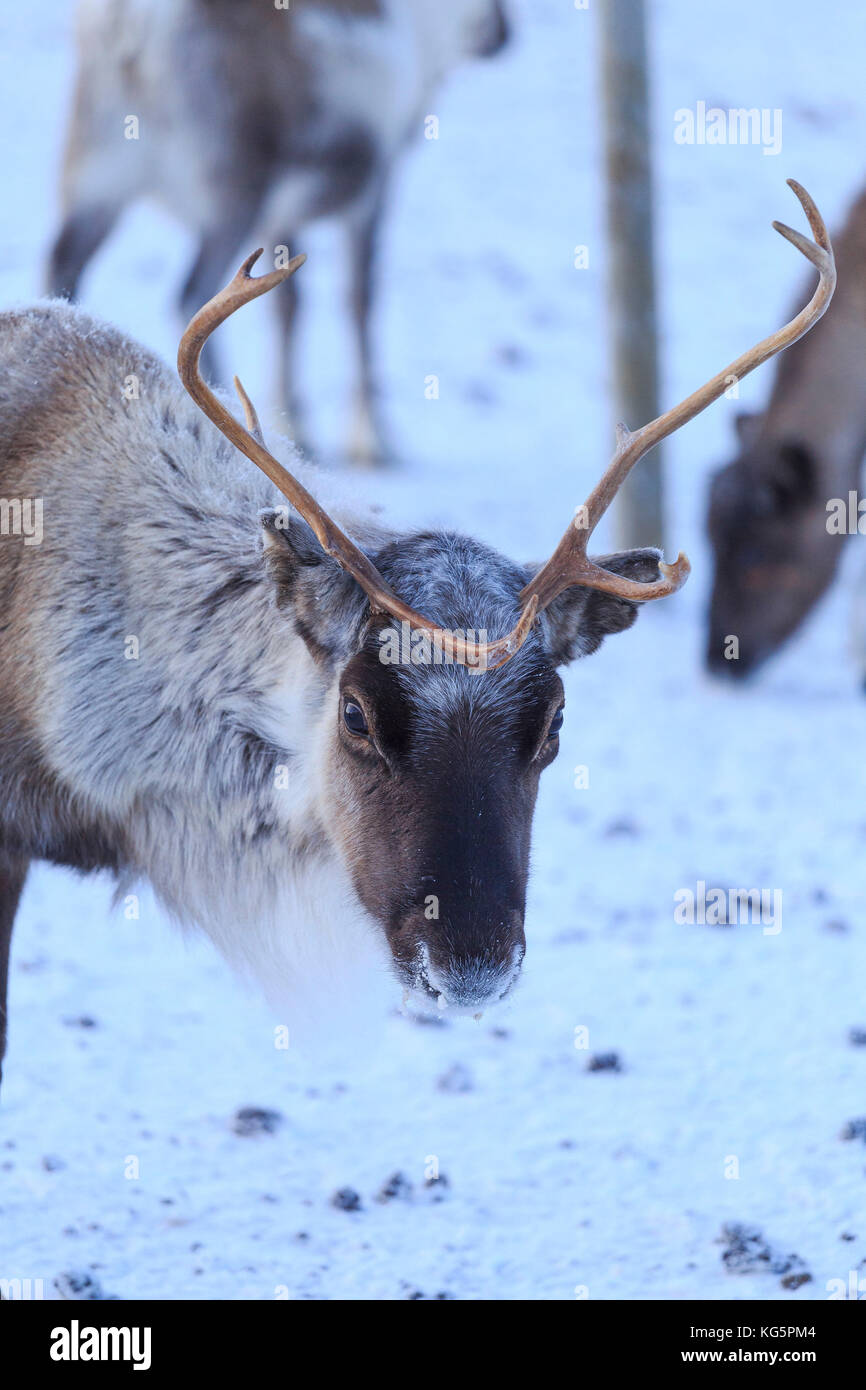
[2,0,866,1300]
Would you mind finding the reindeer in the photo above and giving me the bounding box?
[0,183,833,1083]
[46,0,510,465]
[707,184,866,679]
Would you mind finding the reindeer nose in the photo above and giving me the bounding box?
[706,642,756,680]
[421,918,526,1009]
[427,945,524,1009]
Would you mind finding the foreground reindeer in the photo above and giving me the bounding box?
[707,185,866,678]
[0,183,833,1082]
[46,0,509,465]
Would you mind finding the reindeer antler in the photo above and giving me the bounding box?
[177,181,835,671]
[519,179,835,616]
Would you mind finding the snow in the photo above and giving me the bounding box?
[2,0,866,1301]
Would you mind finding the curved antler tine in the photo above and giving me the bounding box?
[658,553,691,590]
[571,552,691,602]
[232,375,264,445]
[230,249,307,311]
[184,249,306,352]
[786,177,832,250]
[773,179,833,271]
[772,219,830,270]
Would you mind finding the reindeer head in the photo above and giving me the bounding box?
[259,516,660,1009]
[178,179,833,1009]
[706,419,840,678]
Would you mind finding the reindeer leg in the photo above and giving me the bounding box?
[45,52,130,302]
[344,180,393,468]
[46,202,124,300]
[272,237,314,455]
[0,853,28,1090]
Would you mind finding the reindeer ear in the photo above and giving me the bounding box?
[767,441,817,512]
[528,548,662,665]
[260,509,366,667]
[262,508,320,568]
[735,411,761,449]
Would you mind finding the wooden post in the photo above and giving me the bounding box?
[599,0,664,550]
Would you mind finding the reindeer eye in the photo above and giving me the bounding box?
[343,700,369,736]
[547,706,564,740]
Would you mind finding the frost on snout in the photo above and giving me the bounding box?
[401,939,526,1017]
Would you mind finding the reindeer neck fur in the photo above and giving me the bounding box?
[0,300,397,1015]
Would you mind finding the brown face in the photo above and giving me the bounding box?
[263,517,663,1011]
[326,631,563,1011]
[706,441,844,678]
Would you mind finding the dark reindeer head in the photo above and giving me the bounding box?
[178,179,834,1008]
[706,418,842,678]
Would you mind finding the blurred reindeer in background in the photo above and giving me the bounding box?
[46,0,510,465]
[706,185,866,682]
